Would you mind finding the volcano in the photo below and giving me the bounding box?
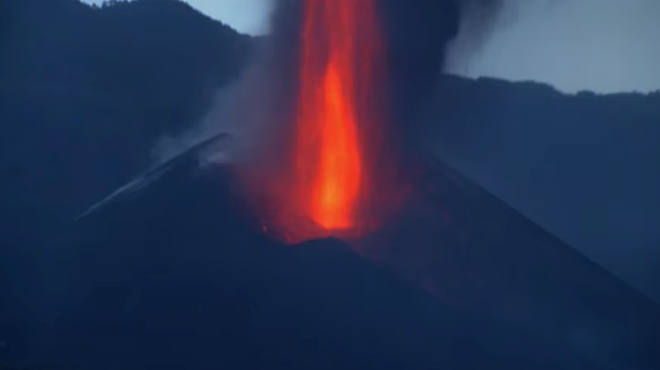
[2,1,659,369]
[28,134,656,370]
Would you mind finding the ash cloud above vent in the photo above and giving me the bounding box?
[377,0,503,132]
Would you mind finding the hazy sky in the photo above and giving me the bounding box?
[81,0,660,94]
[447,0,660,93]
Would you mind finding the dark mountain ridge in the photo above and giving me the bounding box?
[0,0,252,246]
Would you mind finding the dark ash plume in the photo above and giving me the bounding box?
[378,0,503,132]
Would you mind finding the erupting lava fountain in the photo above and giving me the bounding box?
[259,0,404,244]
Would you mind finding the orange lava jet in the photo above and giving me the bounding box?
[309,61,361,230]
[298,0,366,231]
[252,0,400,244]
[292,0,386,240]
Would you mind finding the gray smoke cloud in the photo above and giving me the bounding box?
[151,49,282,167]
[150,1,296,169]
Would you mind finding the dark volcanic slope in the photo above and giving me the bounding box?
[0,136,653,370]
[365,153,660,370]
[417,76,660,302]
[3,141,610,370]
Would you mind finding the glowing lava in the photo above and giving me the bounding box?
[294,0,383,234]
[309,60,361,230]
[249,0,400,244]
